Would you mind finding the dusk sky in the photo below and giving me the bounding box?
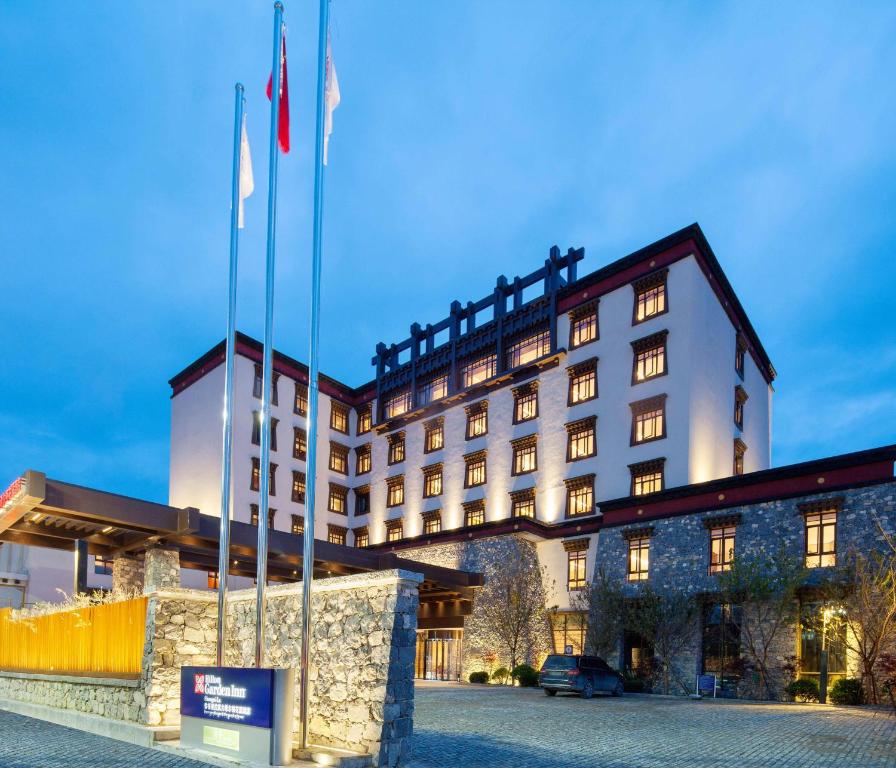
[1,1,894,505]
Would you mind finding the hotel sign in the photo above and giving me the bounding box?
[180,666,274,730]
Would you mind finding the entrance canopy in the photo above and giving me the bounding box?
[0,471,482,611]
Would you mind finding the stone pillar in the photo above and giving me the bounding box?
[143,548,180,593]
[112,554,145,594]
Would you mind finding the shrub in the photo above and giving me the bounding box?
[468,671,489,684]
[829,678,864,706]
[622,668,649,693]
[785,678,819,703]
[512,664,539,687]
[491,667,510,685]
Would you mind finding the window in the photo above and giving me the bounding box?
[632,269,668,324]
[505,330,550,369]
[511,435,538,475]
[423,464,443,498]
[513,382,539,423]
[566,416,596,462]
[270,418,278,451]
[632,330,668,383]
[626,532,651,581]
[291,471,306,503]
[329,442,349,475]
[424,417,444,453]
[630,394,667,445]
[510,487,536,519]
[271,374,279,406]
[386,475,405,508]
[463,500,485,527]
[804,506,838,568]
[94,555,112,576]
[799,601,848,679]
[384,389,412,419]
[356,404,372,435]
[733,438,747,476]
[550,612,586,655]
[567,358,598,405]
[735,336,747,379]
[703,603,742,687]
[387,431,406,465]
[630,459,664,496]
[465,400,488,439]
[565,475,595,518]
[734,386,748,430]
[464,450,487,488]
[564,539,589,590]
[253,364,263,399]
[251,411,261,445]
[294,382,308,416]
[354,485,370,516]
[327,524,347,545]
[207,571,219,589]
[417,373,449,406]
[709,524,737,574]
[328,483,348,515]
[353,526,369,547]
[291,514,304,535]
[422,510,442,535]
[569,301,598,348]
[460,353,497,388]
[250,457,260,491]
[330,401,350,434]
[293,427,307,461]
[250,504,276,527]
[355,443,371,475]
[386,519,404,542]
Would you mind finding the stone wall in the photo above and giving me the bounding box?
[0,672,143,722]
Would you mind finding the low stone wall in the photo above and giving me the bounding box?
[0,672,142,722]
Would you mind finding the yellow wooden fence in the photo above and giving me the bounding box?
[0,597,148,677]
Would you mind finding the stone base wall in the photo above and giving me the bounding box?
[0,673,143,722]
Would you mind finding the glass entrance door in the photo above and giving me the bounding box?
[415,629,463,681]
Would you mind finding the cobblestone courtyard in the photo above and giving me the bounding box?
[410,683,896,768]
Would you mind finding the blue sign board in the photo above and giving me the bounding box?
[697,673,716,695]
[180,666,274,730]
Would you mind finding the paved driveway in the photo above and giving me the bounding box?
[410,683,896,768]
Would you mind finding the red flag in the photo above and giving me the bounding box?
[266,36,290,153]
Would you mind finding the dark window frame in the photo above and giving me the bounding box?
[511,435,538,476]
[564,474,595,519]
[630,394,667,446]
[512,382,539,424]
[566,416,597,462]
[463,450,488,488]
[567,358,598,406]
[632,268,669,326]
[423,416,445,453]
[629,458,665,497]
[631,330,668,385]
[386,475,405,508]
[465,401,489,440]
[422,463,443,498]
[330,401,350,434]
[569,300,599,349]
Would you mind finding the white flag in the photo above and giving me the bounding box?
[323,35,340,166]
[238,115,254,228]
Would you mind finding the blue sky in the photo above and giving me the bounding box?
[1,1,894,504]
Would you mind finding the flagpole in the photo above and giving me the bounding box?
[299,0,330,748]
[256,0,284,669]
[216,82,245,667]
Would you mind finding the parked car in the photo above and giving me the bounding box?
[539,654,624,699]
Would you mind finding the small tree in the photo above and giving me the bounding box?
[717,547,806,700]
[571,568,626,660]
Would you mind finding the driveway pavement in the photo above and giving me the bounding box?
[410,682,896,768]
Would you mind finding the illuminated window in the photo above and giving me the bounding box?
[384,389,412,419]
[565,475,595,518]
[94,555,112,576]
[327,524,347,545]
[709,525,737,574]
[386,519,403,542]
[511,435,538,475]
[799,601,848,679]
[291,471,306,503]
[630,395,666,445]
[733,439,747,476]
[510,487,536,519]
[329,442,349,475]
[253,364,263,399]
[354,485,370,516]
[355,443,371,475]
[630,459,664,496]
[460,353,497,388]
[251,410,261,445]
[463,500,485,527]
[422,510,442,535]
[353,526,369,547]
[386,475,405,508]
[564,539,589,590]
[328,483,348,515]
[734,386,748,430]
[569,301,598,348]
[804,508,837,568]
[249,505,276,527]
[291,514,304,535]
[632,269,668,324]
[207,571,219,589]
[330,401,350,434]
[566,417,596,462]
[735,336,746,379]
[387,431,406,465]
[513,382,539,423]
[294,382,308,416]
[550,612,586,655]
[567,358,597,405]
[464,450,487,488]
[417,373,449,406]
[465,401,488,439]
[293,427,307,461]
[632,331,667,383]
[505,330,550,369]
[250,457,260,491]
[356,404,372,435]
[424,417,444,453]
[626,534,651,581]
[423,464,443,498]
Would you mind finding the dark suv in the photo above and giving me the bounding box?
[539,654,624,698]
